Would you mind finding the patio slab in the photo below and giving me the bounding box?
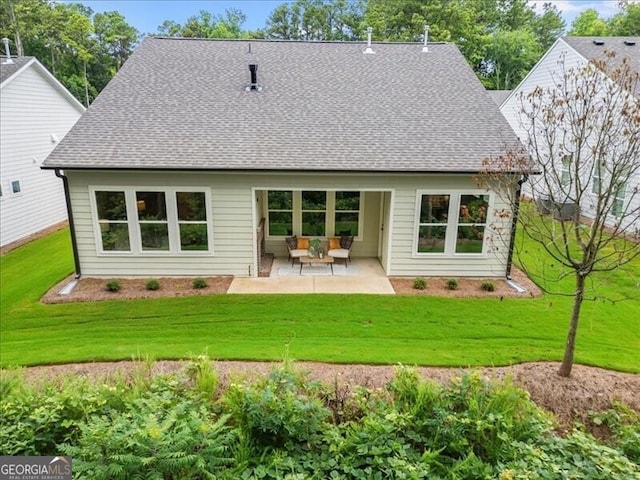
[228,258,395,294]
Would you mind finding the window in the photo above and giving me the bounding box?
[561,155,571,185]
[11,180,21,194]
[136,191,169,251]
[417,195,450,253]
[456,194,489,254]
[267,191,293,236]
[334,191,360,236]
[92,187,211,254]
[613,182,626,217]
[177,192,208,250]
[96,190,130,251]
[301,191,326,236]
[416,192,491,255]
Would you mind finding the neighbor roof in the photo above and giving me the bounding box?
[0,56,34,84]
[562,36,640,75]
[44,37,521,172]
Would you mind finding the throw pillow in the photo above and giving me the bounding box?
[297,238,309,249]
[328,237,341,250]
[285,236,297,250]
[340,235,354,249]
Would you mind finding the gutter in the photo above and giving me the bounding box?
[55,169,81,278]
[505,173,529,280]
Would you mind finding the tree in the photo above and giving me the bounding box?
[265,0,364,41]
[532,2,565,51]
[608,2,640,35]
[481,28,541,90]
[481,52,640,377]
[94,11,139,72]
[156,9,256,39]
[569,9,609,36]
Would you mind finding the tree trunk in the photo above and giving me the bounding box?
[558,273,586,377]
[8,1,24,56]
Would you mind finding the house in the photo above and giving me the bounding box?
[0,54,85,248]
[500,36,640,235]
[42,37,524,278]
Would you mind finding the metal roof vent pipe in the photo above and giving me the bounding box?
[422,24,430,52]
[363,27,375,54]
[246,64,262,92]
[2,37,14,64]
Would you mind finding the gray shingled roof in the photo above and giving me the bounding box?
[0,57,34,84]
[486,90,511,107]
[44,37,520,172]
[563,36,640,75]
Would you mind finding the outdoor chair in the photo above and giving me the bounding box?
[286,235,308,266]
[327,235,353,267]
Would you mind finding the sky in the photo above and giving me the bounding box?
[66,0,624,35]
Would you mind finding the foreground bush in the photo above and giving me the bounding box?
[1,361,638,479]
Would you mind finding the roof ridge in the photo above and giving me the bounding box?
[149,36,450,46]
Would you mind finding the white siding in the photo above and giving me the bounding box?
[500,39,640,235]
[0,64,82,246]
[68,171,513,278]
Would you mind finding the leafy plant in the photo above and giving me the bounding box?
[480,281,495,292]
[185,354,219,399]
[413,277,427,290]
[446,278,459,290]
[145,278,160,291]
[105,279,121,292]
[192,277,207,289]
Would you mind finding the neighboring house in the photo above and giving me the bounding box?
[500,36,640,235]
[43,37,523,278]
[0,55,85,247]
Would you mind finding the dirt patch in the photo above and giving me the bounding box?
[42,276,233,304]
[43,264,540,303]
[21,360,639,433]
[389,267,542,298]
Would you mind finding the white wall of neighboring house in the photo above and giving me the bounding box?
[500,39,640,236]
[0,59,84,247]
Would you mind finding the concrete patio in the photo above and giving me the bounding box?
[228,257,395,294]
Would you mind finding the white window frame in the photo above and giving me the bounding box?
[265,190,364,240]
[10,180,22,195]
[90,186,214,256]
[561,155,571,186]
[413,190,492,257]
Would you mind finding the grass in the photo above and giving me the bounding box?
[1,228,638,372]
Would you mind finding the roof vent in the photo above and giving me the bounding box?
[363,27,375,54]
[245,64,262,92]
[623,40,636,46]
[593,39,605,46]
[422,24,430,52]
[2,37,14,64]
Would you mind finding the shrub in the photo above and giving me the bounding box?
[192,277,207,289]
[105,279,121,292]
[480,281,495,292]
[185,354,219,399]
[446,278,459,290]
[145,278,160,291]
[413,277,427,290]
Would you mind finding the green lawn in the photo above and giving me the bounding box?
[1,228,638,371]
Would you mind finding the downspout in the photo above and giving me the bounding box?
[55,169,81,278]
[505,173,529,280]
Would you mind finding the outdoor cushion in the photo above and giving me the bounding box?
[289,248,307,257]
[328,237,341,250]
[297,238,310,249]
[285,235,297,250]
[328,248,349,259]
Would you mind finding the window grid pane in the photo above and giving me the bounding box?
[96,191,130,251]
[267,190,293,237]
[456,194,489,254]
[302,191,326,236]
[417,195,449,254]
